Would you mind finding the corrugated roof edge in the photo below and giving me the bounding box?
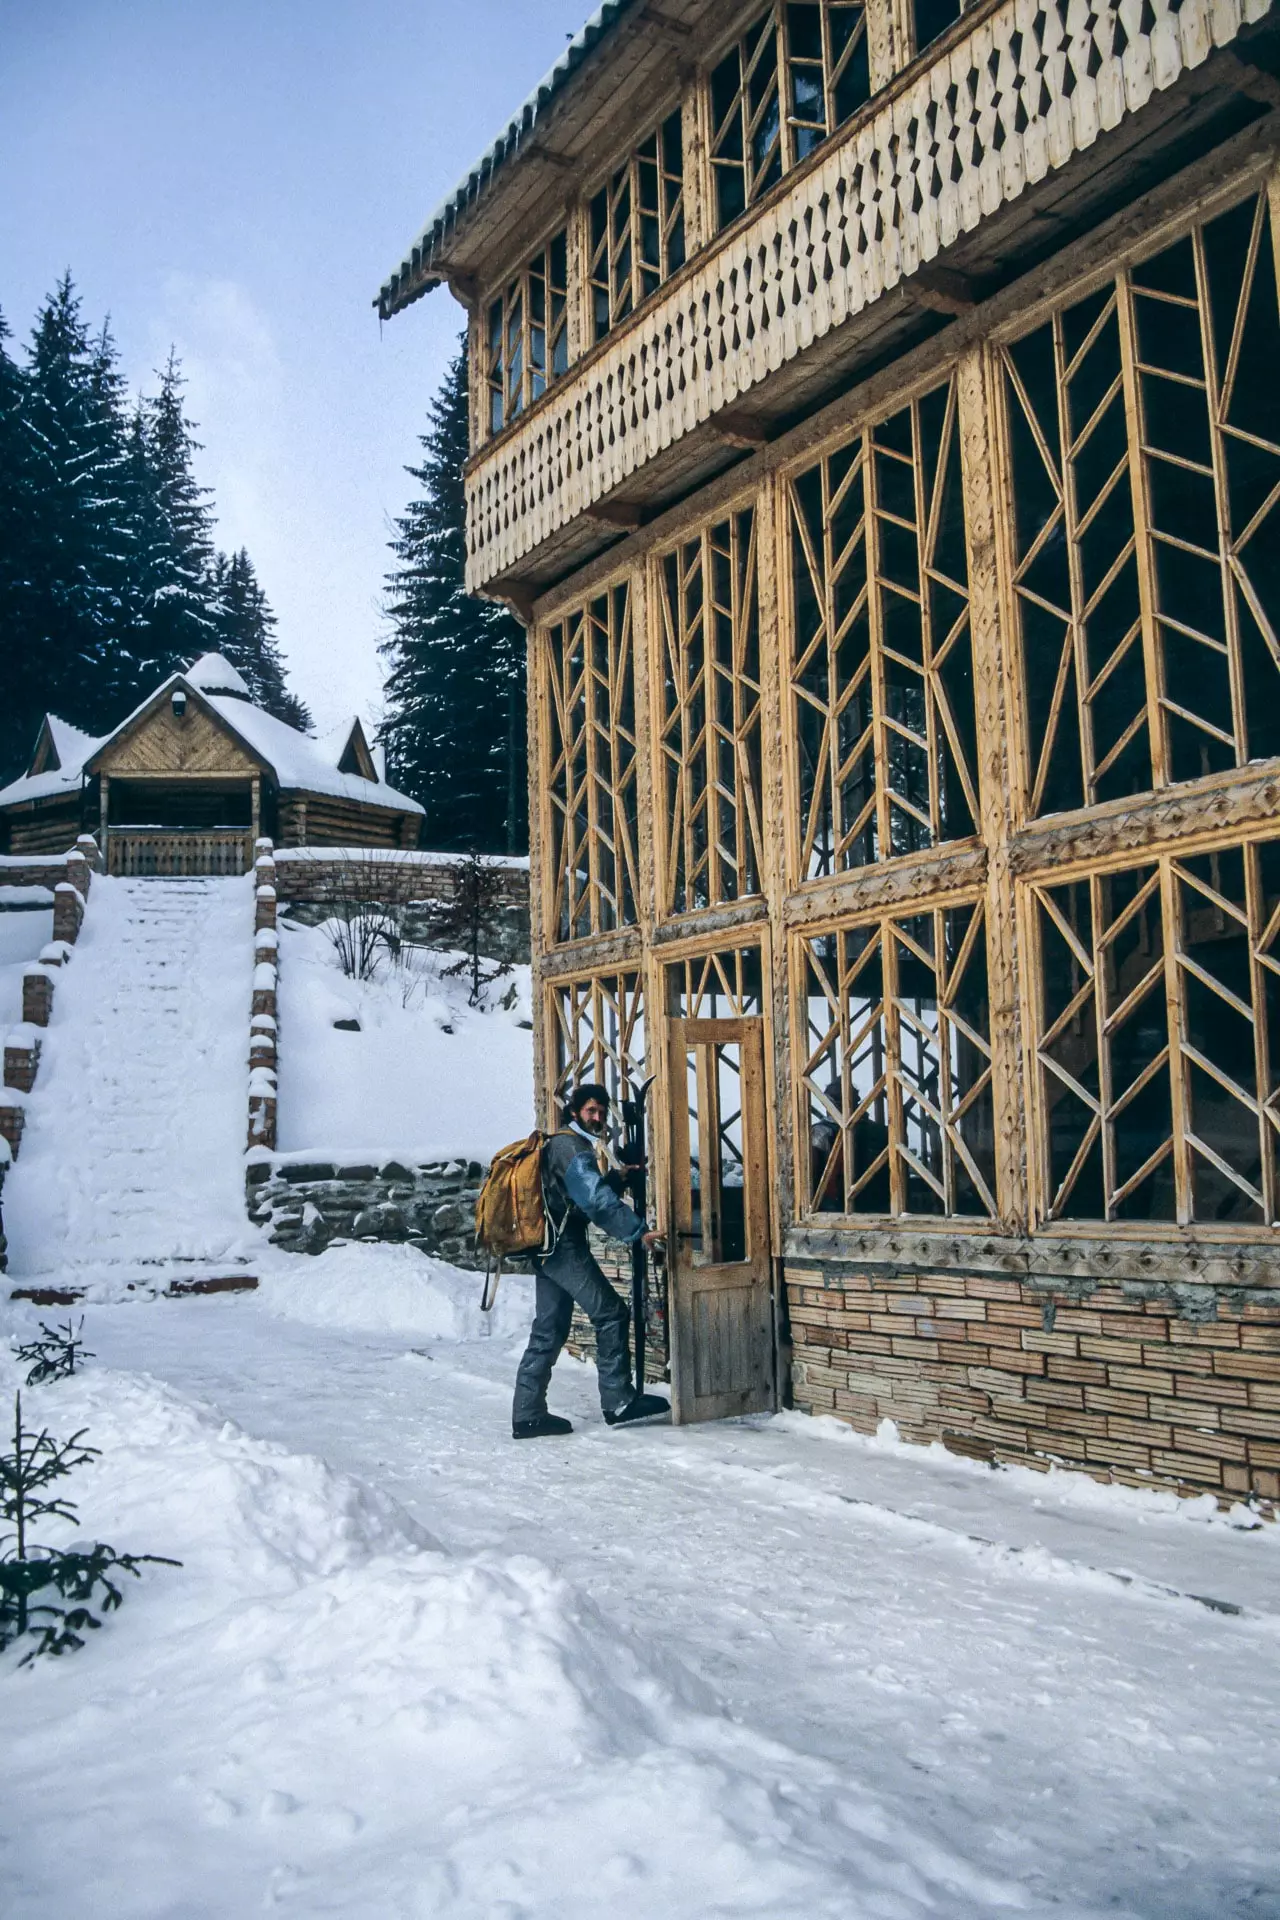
[374,0,637,321]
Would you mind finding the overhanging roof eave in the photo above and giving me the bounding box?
[373,0,639,321]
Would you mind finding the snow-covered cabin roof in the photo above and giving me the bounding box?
[0,666,423,818]
[0,715,107,807]
[196,694,423,814]
[185,651,252,699]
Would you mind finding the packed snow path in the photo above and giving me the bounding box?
[4,875,254,1281]
[26,1258,1276,1920]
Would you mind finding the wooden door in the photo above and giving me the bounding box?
[667,1015,775,1423]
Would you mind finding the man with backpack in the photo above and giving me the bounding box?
[512,1083,668,1440]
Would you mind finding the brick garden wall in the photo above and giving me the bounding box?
[787,1262,1280,1505]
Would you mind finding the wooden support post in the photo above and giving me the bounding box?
[956,343,1028,1232]
[755,472,795,1374]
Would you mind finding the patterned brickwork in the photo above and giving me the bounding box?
[787,1261,1280,1501]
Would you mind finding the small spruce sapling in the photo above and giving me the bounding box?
[14,1317,94,1386]
[0,1392,178,1665]
[432,851,514,1008]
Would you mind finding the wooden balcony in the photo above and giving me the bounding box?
[465,0,1278,596]
[106,830,253,878]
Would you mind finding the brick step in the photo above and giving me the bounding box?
[10,1268,258,1305]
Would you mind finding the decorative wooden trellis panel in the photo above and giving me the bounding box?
[655,505,765,916]
[786,370,979,879]
[542,584,640,943]
[998,186,1280,817]
[1026,828,1280,1227]
[796,897,997,1215]
[550,969,648,1107]
[664,943,767,1018]
[464,0,1274,588]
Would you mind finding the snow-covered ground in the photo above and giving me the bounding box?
[275,916,534,1161]
[3,876,255,1281]
[0,906,53,1029]
[2,1248,1277,1919]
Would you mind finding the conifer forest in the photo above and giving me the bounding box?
[379,340,528,856]
[0,275,310,783]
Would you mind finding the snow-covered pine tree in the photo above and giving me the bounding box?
[3,278,133,772]
[379,337,527,854]
[122,350,218,689]
[0,308,38,782]
[211,548,312,731]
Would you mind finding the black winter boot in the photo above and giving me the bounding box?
[604,1393,669,1427]
[512,1413,574,1439]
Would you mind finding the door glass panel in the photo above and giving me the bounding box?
[684,1040,749,1264]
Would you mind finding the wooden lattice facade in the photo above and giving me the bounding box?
[382,0,1280,1498]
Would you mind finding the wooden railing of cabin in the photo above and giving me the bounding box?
[464,0,1271,590]
[106,830,253,877]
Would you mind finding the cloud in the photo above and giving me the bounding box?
[125,273,385,733]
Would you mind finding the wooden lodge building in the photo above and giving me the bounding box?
[0,653,423,872]
[378,0,1280,1497]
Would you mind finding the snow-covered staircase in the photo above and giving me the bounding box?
[4,876,258,1297]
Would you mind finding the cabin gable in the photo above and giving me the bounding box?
[89,687,268,780]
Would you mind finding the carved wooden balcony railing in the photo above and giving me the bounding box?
[465,0,1273,591]
[106,830,253,877]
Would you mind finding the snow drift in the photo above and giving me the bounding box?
[0,1349,1080,1919]
[258,1241,535,1341]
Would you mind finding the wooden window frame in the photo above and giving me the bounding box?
[549,968,648,1112]
[539,580,641,948]
[588,109,686,346]
[792,892,998,1222]
[707,0,872,232]
[485,229,570,437]
[993,182,1280,826]
[653,500,766,920]
[1023,825,1280,1232]
[782,365,982,887]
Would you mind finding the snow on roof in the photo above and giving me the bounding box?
[375,0,636,319]
[203,696,423,814]
[315,716,371,772]
[186,652,252,699]
[46,715,100,768]
[0,715,107,808]
[0,678,423,819]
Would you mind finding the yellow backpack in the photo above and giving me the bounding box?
[474,1131,564,1308]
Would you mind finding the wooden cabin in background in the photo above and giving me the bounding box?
[378,0,1280,1499]
[0,653,422,872]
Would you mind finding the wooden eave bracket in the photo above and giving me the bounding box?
[1213,49,1280,110]
[491,587,537,625]
[581,499,647,530]
[708,408,772,450]
[909,265,979,315]
[637,3,693,40]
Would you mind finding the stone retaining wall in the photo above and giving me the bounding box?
[245,1152,515,1268]
[787,1261,1280,1507]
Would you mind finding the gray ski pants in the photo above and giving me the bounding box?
[512,1237,632,1423]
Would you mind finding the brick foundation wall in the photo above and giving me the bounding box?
[566,1232,669,1383]
[787,1263,1280,1505]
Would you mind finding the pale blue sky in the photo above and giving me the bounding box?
[1,0,580,732]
